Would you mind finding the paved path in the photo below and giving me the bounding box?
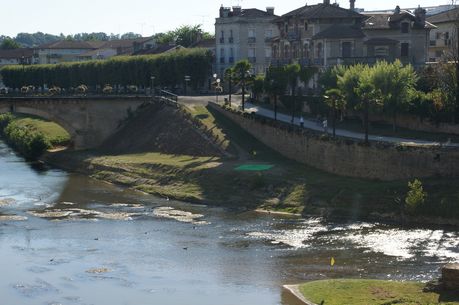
[177,95,459,147]
[240,101,459,147]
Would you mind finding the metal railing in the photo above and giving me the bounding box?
[157,89,178,104]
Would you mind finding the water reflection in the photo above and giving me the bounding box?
[0,140,459,305]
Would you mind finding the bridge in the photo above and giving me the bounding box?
[0,96,149,149]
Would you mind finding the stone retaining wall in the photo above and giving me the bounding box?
[210,103,459,180]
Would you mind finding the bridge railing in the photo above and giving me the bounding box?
[157,90,178,104]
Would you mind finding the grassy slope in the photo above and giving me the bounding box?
[299,279,459,305]
[45,103,459,220]
[12,115,70,147]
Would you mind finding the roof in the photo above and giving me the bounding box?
[239,8,278,18]
[38,40,96,49]
[132,44,184,56]
[0,48,34,59]
[313,25,365,40]
[363,11,436,30]
[100,37,154,49]
[278,3,365,21]
[190,38,215,49]
[427,7,459,24]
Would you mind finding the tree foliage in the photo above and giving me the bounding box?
[0,37,20,49]
[405,179,427,212]
[154,25,214,47]
[0,48,213,90]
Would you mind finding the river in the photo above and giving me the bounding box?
[0,140,458,305]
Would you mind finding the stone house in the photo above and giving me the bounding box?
[271,0,434,69]
[427,7,459,62]
[215,5,280,77]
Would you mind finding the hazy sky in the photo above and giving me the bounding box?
[1,0,453,37]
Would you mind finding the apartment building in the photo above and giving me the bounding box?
[215,5,279,76]
[427,7,459,62]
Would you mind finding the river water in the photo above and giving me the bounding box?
[0,140,458,305]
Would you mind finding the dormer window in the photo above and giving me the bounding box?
[401,22,409,33]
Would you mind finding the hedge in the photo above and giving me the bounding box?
[0,48,213,90]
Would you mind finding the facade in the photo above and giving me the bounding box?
[427,7,459,62]
[35,37,157,64]
[271,0,434,68]
[215,6,279,76]
[0,48,34,68]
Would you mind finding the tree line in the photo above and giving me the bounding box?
[0,48,212,90]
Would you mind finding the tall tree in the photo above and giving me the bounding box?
[324,88,346,137]
[232,60,253,111]
[0,37,20,49]
[224,67,234,105]
[372,60,418,131]
[284,63,301,123]
[265,66,288,121]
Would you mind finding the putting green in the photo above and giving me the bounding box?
[235,164,274,171]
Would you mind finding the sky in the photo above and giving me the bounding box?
[0,0,454,37]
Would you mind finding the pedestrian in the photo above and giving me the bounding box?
[323,119,328,133]
[300,116,304,128]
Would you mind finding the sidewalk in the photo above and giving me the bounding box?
[237,101,459,148]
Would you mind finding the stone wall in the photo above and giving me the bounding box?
[0,96,147,149]
[210,103,459,180]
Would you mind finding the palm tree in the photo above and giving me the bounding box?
[224,67,234,106]
[284,63,301,124]
[232,60,253,111]
[265,66,288,121]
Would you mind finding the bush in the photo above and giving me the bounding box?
[3,122,50,160]
[405,179,427,213]
[0,113,14,132]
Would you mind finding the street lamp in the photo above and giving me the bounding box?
[150,76,155,97]
[184,75,191,96]
[213,74,221,104]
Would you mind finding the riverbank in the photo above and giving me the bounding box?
[39,102,459,226]
[286,279,459,305]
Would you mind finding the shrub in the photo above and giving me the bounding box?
[0,113,14,133]
[405,179,427,212]
[3,122,51,160]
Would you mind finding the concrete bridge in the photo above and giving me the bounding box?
[0,96,148,149]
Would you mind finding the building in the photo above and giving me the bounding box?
[35,37,157,64]
[427,7,459,62]
[271,0,434,68]
[215,5,279,77]
[0,48,34,68]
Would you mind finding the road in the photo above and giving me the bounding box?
[178,95,459,147]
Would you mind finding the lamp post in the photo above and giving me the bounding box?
[213,74,221,104]
[21,56,25,86]
[184,75,191,96]
[150,76,155,97]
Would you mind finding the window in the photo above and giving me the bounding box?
[265,29,273,38]
[220,48,225,63]
[248,29,256,38]
[401,43,409,57]
[304,22,308,31]
[342,42,352,57]
[285,24,289,33]
[435,50,443,57]
[265,47,272,58]
[248,48,256,63]
[375,46,389,57]
[401,22,409,33]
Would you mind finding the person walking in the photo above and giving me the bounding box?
[300,116,304,128]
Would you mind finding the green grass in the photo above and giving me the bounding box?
[299,279,459,305]
[12,115,70,147]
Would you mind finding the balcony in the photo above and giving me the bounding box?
[248,37,256,44]
[248,57,256,63]
[228,37,234,44]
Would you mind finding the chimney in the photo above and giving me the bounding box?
[219,5,224,18]
[323,0,330,4]
[350,0,355,10]
[394,5,401,14]
[233,6,242,16]
[414,5,426,24]
[266,7,275,16]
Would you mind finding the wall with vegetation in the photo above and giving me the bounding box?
[210,103,459,180]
